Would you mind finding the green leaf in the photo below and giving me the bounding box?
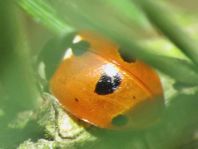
[0,1,41,148]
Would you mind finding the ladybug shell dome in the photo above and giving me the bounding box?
[50,32,164,129]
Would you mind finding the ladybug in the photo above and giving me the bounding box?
[50,32,164,130]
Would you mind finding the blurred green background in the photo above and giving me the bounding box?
[0,0,198,148]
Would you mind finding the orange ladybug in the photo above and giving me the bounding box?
[50,32,164,130]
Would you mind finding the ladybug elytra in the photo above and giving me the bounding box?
[50,32,164,130]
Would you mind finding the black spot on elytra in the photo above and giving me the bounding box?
[95,73,121,95]
[74,98,79,102]
[72,40,90,56]
[118,48,136,63]
[112,115,128,126]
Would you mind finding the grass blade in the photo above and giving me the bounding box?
[133,0,198,65]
